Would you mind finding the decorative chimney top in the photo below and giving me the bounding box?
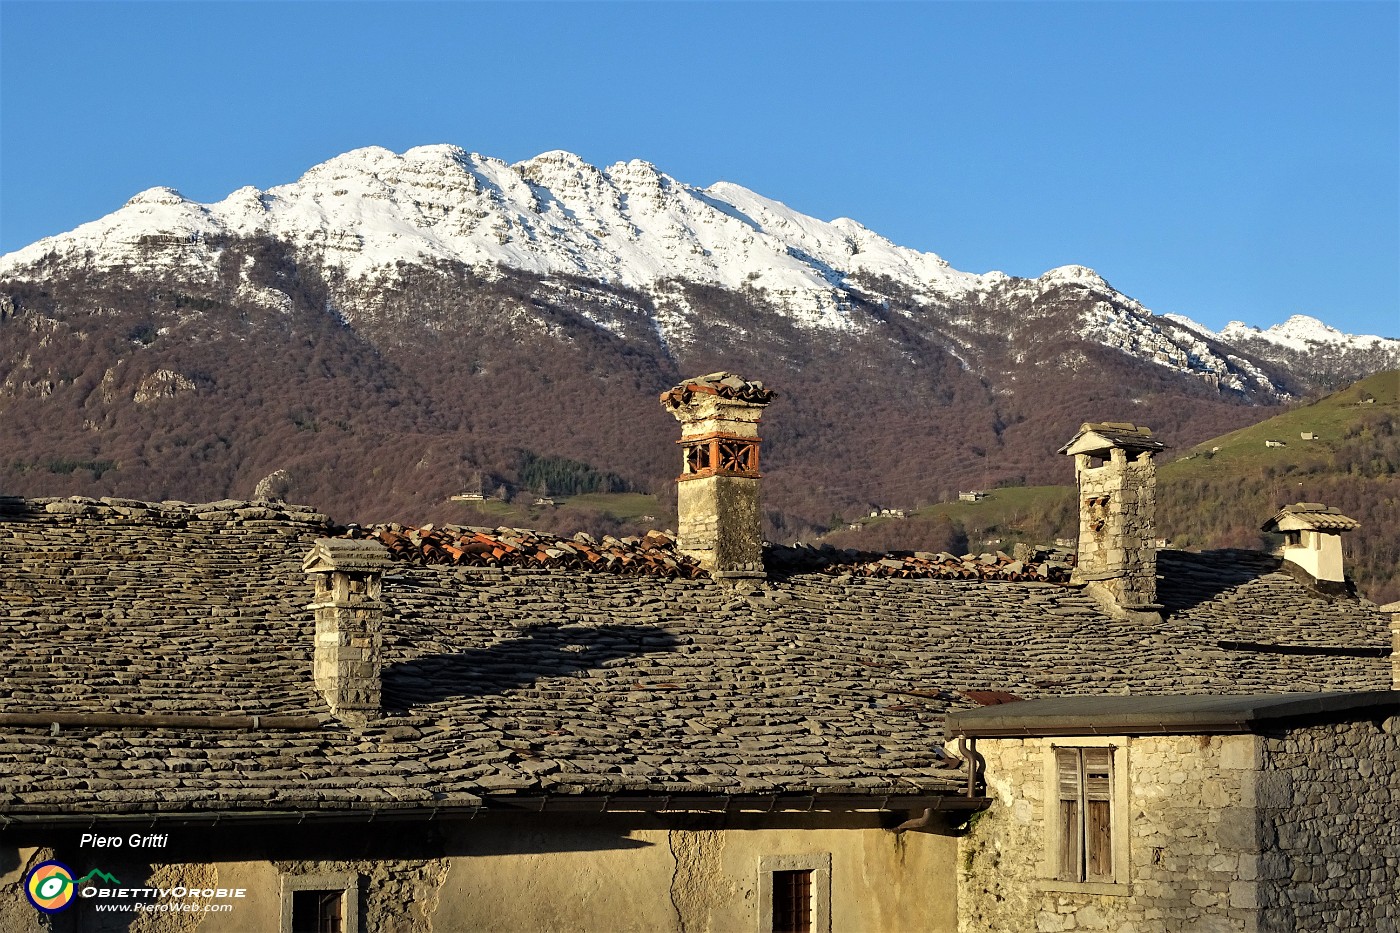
[1061,421,1165,618]
[660,373,773,578]
[659,372,775,409]
[1262,503,1360,586]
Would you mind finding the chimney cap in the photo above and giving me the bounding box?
[1262,503,1361,534]
[1059,422,1166,457]
[659,372,774,411]
[303,538,393,574]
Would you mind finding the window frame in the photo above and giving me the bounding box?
[758,854,831,933]
[280,871,360,933]
[1039,737,1131,895]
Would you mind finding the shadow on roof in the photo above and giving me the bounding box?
[1156,550,1279,615]
[382,623,680,711]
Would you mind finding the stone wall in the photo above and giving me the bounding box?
[959,734,1264,933]
[1258,717,1400,932]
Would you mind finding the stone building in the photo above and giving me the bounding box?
[0,376,1394,932]
[948,692,1400,933]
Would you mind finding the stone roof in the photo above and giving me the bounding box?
[1058,421,1167,457]
[1262,502,1363,533]
[0,496,1391,820]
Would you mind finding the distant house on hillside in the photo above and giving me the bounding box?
[1265,439,1287,448]
[0,380,1394,933]
[959,491,987,502]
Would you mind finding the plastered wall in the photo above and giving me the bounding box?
[0,813,957,933]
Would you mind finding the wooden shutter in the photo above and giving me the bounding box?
[1083,748,1114,880]
[1056,747,1115,882]
[1056,749,1083,881]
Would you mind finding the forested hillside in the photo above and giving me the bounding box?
[0,238,1276,533]
[825,372,1400,604]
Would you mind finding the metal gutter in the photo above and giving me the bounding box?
[0,713,323,731]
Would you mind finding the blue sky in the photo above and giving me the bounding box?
[1,1,1396,335]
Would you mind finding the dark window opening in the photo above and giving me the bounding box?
[292,889,344,933]
[772,869,812,933]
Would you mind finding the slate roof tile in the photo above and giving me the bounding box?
[0,497,1390,818]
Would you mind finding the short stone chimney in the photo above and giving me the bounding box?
[1059,422,1166,617]
[659,372,774,578]
[302,538,392,723]
[1262,502,1360,586]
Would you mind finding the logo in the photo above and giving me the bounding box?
[24,861,76,913]
[77,869,122,887]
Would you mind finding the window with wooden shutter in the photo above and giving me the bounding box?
[1056,747,1116,882]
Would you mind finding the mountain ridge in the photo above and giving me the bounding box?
[5,145,1391,394]
[1,145,1395,534]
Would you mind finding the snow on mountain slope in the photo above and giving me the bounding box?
[0,145,1001,334]
[0,145,1379,393]
[1218,315,1398,353]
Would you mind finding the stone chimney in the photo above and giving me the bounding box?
[659,372,774,578]
[1261,502,1360,586]
[302,538,392,723]
[1059,422,1166,618]
[1382,602,1400,690]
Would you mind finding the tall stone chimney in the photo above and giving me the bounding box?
[1059,422,1166,618]
[659,372,774,578]
[302,538,392,724]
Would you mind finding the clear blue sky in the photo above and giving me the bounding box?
[2,1,1396,335]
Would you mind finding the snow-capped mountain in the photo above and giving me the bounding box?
[4,143,1394,524]
[1167,314,1399,390]
[1,145,998,334]
[6,144,1382,397]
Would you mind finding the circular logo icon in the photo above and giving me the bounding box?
[25,861,75,913]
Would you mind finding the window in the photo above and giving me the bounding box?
[1043,741,1129,892]
[758,855,830,933]
[1056,747,1114,881]
[281,873,359,933]
[771,870,812,933]
[292,890,343,933]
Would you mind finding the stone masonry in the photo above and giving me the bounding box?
[1257,718,1400,932]
[303,538,393,723]
[959,734,1266,933]
[958,708,1400,933]
[1062,423,1164,614]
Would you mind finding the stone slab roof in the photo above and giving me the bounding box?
[0,497,1390,819]
[1263,502,1362,533]
[1059,421,1167,456]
